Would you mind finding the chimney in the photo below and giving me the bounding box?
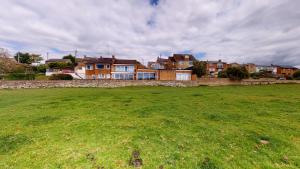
[112,55,116,63]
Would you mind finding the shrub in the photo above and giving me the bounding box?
[48,62,71,69]
[293,70,300,80]
[35,64,47,73]
[225,66,249,80]
[286,76,293,80]
[49,74,73,80]
[250,72,260,79]
[7,73,35,80]
[218,71,227,78]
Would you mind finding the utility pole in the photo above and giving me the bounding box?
[46,52,49,60]
[74,49,78,58]
[17,52,20,63]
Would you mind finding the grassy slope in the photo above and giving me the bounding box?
[0,85,299,169]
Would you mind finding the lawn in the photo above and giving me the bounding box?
[0,85,300,169]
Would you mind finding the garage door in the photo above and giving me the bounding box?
[176,73,191,81]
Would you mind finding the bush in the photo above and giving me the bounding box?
[225,66,249,80]
[293,70,300,80]
[218,71,227,78]
[34,65,47,73]
[250,72,260,79]
[7,73,35,80]
[286,76,293,80]
[49,74,73,80]
[48,62,71,69]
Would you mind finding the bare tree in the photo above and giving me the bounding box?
[0,48,18,74]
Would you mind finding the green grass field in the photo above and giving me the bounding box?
[0,85,300,169]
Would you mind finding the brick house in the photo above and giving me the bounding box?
[244,63,256,74]
[271,65,298,77]
[148,57,169,70]
[148,54,196,70]
[168,54,196,70]
[206,60,228,77]
[77,56,144,80]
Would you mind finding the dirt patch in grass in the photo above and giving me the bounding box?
[198,157,220,169]
[129,150,143,168]
[0,134,31,154]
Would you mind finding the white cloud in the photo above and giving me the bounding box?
[0,0,299,65]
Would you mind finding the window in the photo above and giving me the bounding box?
[176,73,191,81]
[178,61,184,65]
[112,73,134,80]
[137,72,156,80]
[98,74,104,79]
[106,74,110,79]
[106,65,110,69]
[115,65,134,72]
[217,63,223,69]
[189,61,193,66]
[138,73,143,80]
[86,65,93,70]
[97,64,104,69]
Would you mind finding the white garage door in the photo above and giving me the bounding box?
[176,73,191,81]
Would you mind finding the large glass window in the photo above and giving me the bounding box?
[137,72,156,80]
[115,65,134,72]
[113,73,134,80]
[176,73,191,81]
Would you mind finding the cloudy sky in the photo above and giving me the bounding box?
[0,0,299,66]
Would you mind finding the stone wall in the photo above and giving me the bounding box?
[0,79,299,89]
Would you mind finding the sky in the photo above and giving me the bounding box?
[0,0,300,67]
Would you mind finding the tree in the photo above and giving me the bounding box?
[293,70,300,80]
[0,48,18,74]
[63,54,76,64]
[48,62,70,69]
[14,52,42,64]
[192,61,207,77]
[225,66,249,80]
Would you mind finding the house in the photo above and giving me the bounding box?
[158,70,193,81]
[244,63,256,74]
[256,65,277,74]
[75,56,194,81]
[229,62,241,68]
[148,57,169,70]
[45,58,73,77]
[206,60,228,77]
[168,54,196,70]
[271,65,298,77]
[111,57,141,80]
[228,63,256,74]
[76,56,143,80]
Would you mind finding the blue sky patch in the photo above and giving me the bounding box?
[150,0,159,6]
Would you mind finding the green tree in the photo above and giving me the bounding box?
[218,71,227,78]
[192,61,207,78]
[48,62,70,69]
[63,54,76,64]
[225,66,249,80]
[14,52,42,64]
[293,70,300,80]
